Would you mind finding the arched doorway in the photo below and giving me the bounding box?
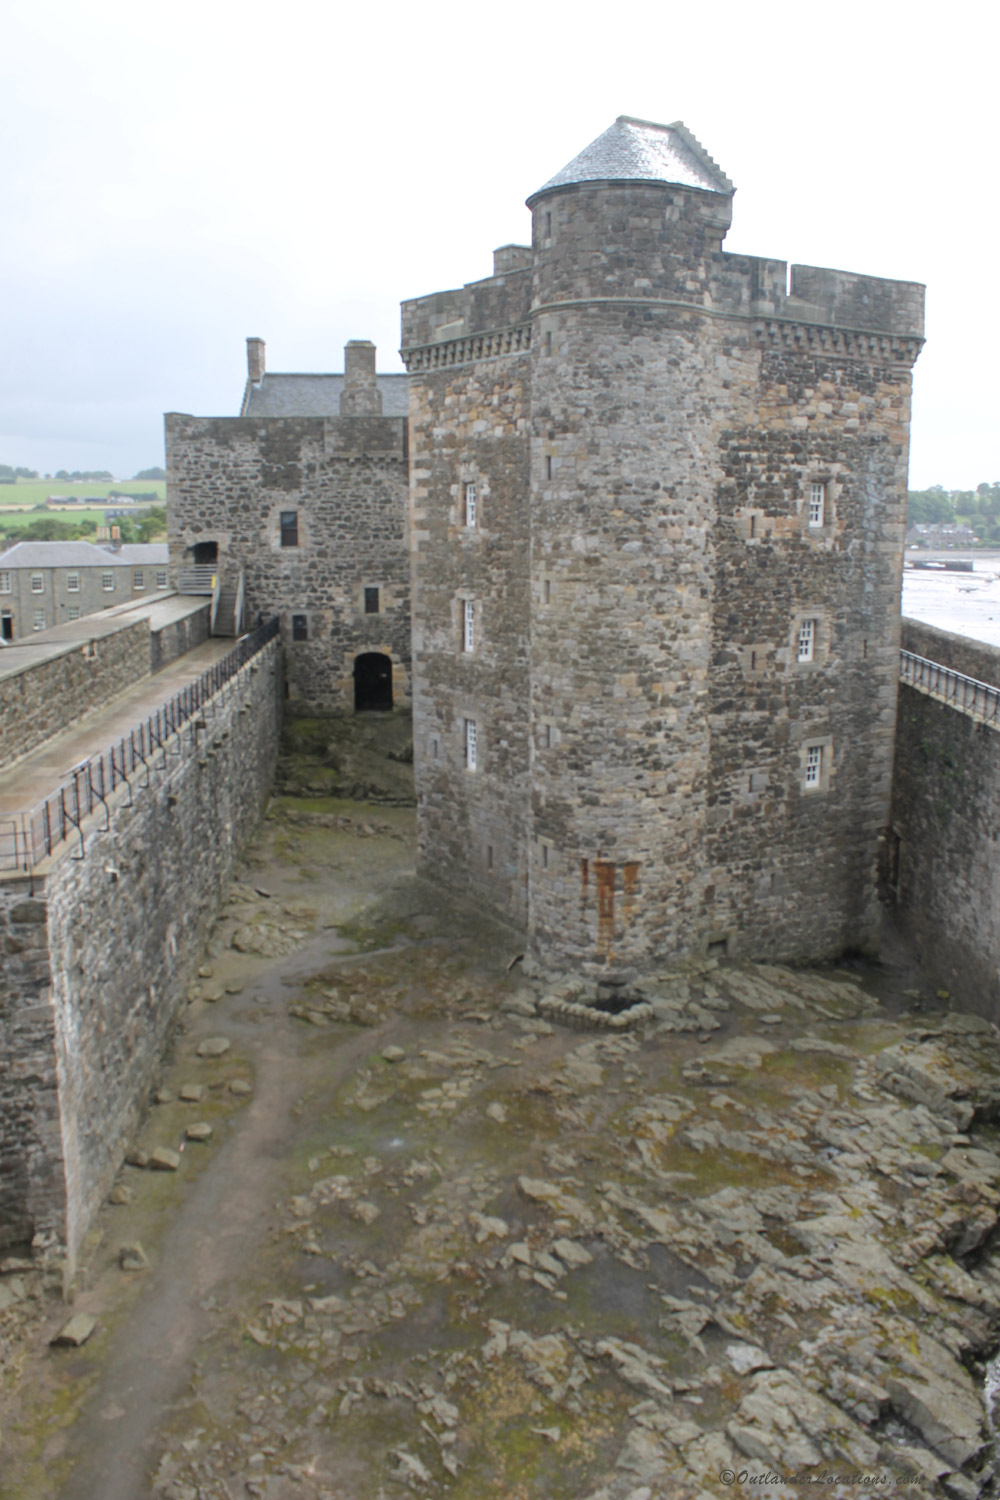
[191,540,218,565]
[354,652,393,712]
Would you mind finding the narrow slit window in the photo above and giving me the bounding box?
[364,586,380,614]
[546,454,553,480]
[797,619,815,663]
[543,578,551,604]
[545,331,553,356]
[465,718,478,771]
[808,482,825,528]
[280,510,299,547]
[292,614,308,641]
[464,482,477,528]
[805,745,822,787]
[463,598,475,652]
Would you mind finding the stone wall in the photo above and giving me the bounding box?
[166,413,410,714]
[0,618,151,769]
[0,636,282,1269]
[890,620,1000,1018]
[149,602,210,673]
[402,162,922,976]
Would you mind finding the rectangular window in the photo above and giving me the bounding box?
[0,572,11,593]
[156,570,168,588]
[292,613,308,641]
[465,718,478,771]
[280,510,299,547]
[808,482,825,528]
[797,618,815,663]
[463,598,475,652]
[30,573,44,593]
[67,606,81,620]
[66,572,80,592]
[32,608,45,631]
[804,745,823,787]
[464,481,477,528]
[133,570,144,590]
[364,586,380,614]
[101,572,115,591]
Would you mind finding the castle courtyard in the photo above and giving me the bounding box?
[1,716,999,1500]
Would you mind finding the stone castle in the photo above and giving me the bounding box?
[169,115,925,975]
[18,116,1000,1277]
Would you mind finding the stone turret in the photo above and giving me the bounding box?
[246,337,265,384]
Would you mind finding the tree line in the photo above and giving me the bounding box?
[908,483,1000,542]
[1,507,167,547]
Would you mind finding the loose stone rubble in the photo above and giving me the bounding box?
[3,787,1000,1500]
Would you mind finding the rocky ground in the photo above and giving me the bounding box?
[2,713,1000,1500]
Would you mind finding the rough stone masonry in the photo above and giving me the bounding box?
[402,115,924,977]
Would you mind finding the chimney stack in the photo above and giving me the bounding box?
[339,340,382,415]
[246,337,266,384]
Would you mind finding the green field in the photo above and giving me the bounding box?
[0,479,166,508]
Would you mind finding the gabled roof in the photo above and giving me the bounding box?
[0,540,132,569]
[242,373,409,419]
[528,116,734,203]
[103,544,169,564]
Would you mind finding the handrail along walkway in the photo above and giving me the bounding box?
[899,648,1000,727]
[0,617,280,873]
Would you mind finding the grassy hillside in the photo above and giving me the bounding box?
[0,479,166,508]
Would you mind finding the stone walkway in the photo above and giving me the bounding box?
[1,770,999,1500]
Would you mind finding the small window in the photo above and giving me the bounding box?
[30,573,44,593]
[804,745,823,788]
[32,608,45,631]
[463,598,475,652]
[280,510,299,547]
[797,619,815,663]
[465,718,478,771]
[546,454,553,481]
[292,614,308,641]
[66,572,80,592]
[156,569,168,588]
[364,586,380,615]
[101,572,115,591]
[464,482,477,529]
[133,570,144,590]
[0,572,11,593]
[67,605,81,620]
[808,482,825,528]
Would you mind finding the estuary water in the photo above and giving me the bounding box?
[901,550,1000,649]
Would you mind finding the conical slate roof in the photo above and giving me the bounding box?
[528,116,734,203]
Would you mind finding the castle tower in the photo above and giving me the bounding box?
[402,117,924,975]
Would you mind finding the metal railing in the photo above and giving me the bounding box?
[900,649,1000,727]
[0,617,279,874]
[177,566,217,595]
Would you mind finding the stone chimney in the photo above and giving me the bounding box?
[246,337,266,384]
[339,340,382,415]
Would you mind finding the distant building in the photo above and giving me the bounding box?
[905,522,978,549]
[0,541,169,641]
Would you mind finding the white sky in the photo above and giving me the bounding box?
[1,0,996,488]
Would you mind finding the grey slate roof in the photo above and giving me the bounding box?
[0,540,132,569]
[529,116,734,202]
[105,544,169,564]
[242,373,409,419]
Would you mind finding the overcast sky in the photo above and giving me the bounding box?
[1,1,995,488]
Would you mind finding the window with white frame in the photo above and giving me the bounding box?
[30,573,44,593]
[133,569,144,590]
[808,482,826,528]
[0,572,10,593]
[66,572,80,592]
[464,481,477,528]
[101,572,115,591]
[797,618,816,663]
[32,608,45,631]
[463,598,475,653]
[804,744,823,788]
[67,605,81,620]
[464,718,478,771]
[156,570,168,588]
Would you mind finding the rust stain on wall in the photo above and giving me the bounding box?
[595,859,616,958]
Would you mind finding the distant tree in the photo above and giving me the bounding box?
[78,519,97,534]
[136,506,167,542]
[907,486,956,525]
[11,519,88,541]
[115,517,139,544]
[133,466,166,481]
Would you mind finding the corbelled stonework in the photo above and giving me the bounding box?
[402,116,924,974]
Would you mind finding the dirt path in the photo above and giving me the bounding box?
[2,716,1000,1500]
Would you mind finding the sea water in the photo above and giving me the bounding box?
[901,551,1000,649]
